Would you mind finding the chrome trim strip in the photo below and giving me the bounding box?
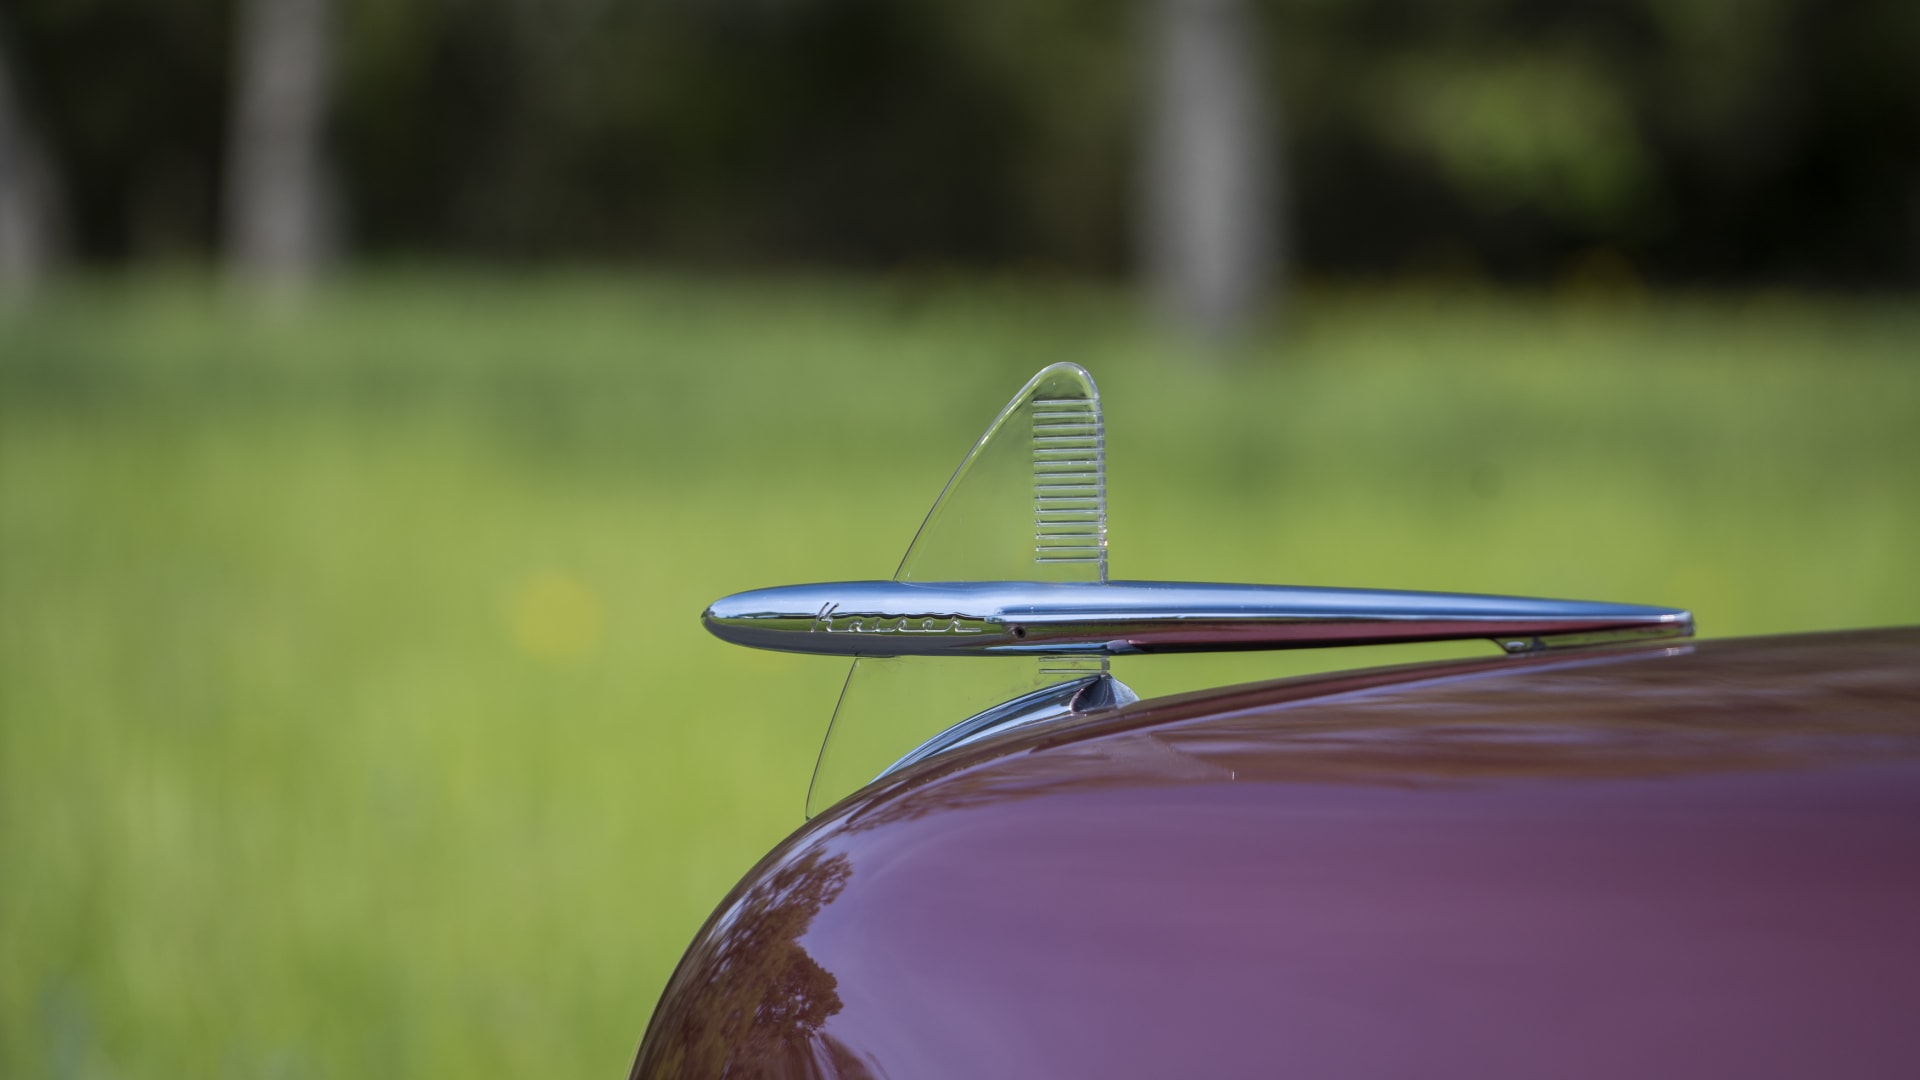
[879,673,1141,779]
[704,580,1694,657]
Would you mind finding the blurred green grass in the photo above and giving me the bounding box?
[3,273,1917,1077]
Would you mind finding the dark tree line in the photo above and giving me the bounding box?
[4,0,1917,291]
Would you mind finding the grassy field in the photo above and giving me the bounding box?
[3,273,1917,1077]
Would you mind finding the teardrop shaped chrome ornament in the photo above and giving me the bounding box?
[702,365,1694,816]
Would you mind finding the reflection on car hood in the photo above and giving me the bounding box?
[834,627,1920,826]
[636,627,1920,1080]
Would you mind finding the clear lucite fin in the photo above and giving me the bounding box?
[896,362,1107,584]
[806,364,1111,816]
[806,655,1056,816]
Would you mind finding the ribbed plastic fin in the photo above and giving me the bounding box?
[896,362,1108,584]
[806,364,1110,817]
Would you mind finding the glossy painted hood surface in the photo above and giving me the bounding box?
[633,628,1920,1079]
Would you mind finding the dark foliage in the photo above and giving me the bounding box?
[8,0,1918,284]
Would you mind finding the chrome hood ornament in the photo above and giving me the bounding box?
[703,364,1693,815]
[705,580,1690,658]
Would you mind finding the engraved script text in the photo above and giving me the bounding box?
[810,603,984,635]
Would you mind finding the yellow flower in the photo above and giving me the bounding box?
[508,570,603,664]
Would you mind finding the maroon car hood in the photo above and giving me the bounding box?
[635,628,1920,1079]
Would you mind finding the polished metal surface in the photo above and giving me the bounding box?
[881,672,1140,780]
[704,579,1694,657]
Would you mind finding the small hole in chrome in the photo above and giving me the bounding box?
[1010,625,1027,639]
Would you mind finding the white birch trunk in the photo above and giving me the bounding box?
[0,30,60,292]
[226,0,335,289]
[1142,0,1278,340]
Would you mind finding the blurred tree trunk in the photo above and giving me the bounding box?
[0,26,61,293]
[1142,0,1277,341]
[226,0,335,291]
